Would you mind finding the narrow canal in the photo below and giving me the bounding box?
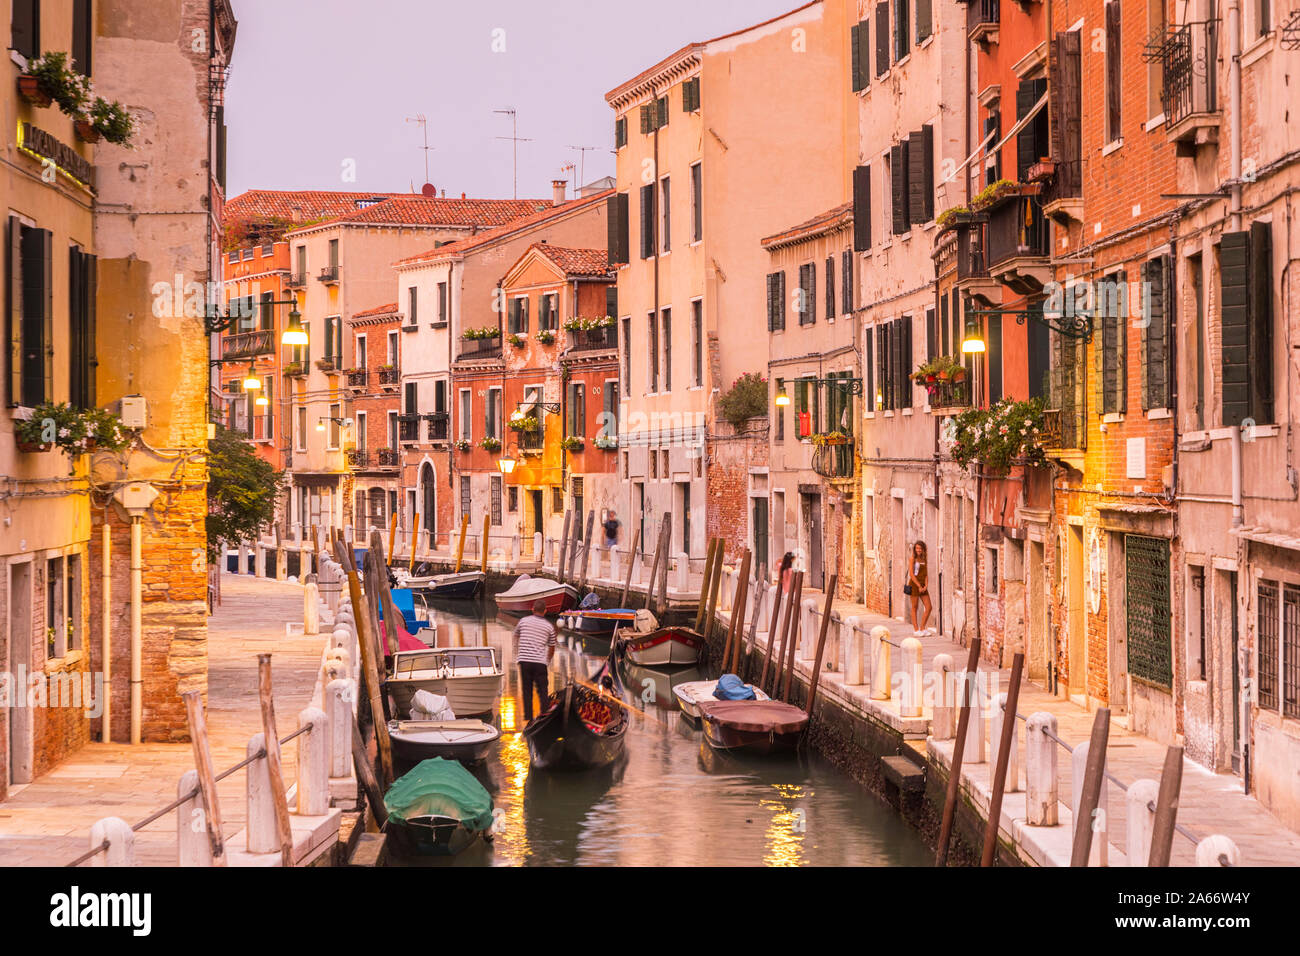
[391,600,930,867]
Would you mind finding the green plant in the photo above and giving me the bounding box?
[509,415,539,432]
[936,205,974,230]
[207,423,284,562]
[89,97,135,145]
[717,372,769,428]
[912,354,964,382]
[593,433,618,450]
[562,316,615,332]
[15,402,128,455]
[560,436,584,452]
[479,436,501,452]
[26,52,90,115]
[461,326,499,340]
[810,430,848,446]
[971,179,1022,211]
[535,329,556,345]
[949,397,1046,474]
[508,333,526,347]
[454,438,471,452]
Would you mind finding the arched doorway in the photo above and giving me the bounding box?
[420,462,437,548]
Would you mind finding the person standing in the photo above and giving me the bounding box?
[906,541,933,636]
[602,509,621,550]
[514,598,556,722]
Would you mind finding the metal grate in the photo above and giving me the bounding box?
[1126,535,1172,688]
[1257,581,1279,711]
[1284,585,1300,719]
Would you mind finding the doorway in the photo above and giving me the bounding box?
[751,497,769,575]
[1067,524,1086,696]
[1027,539,1047,681]
[420,463,437,547]
[527,490,544,556]
[8,561,33,785]
[802,492,823,590]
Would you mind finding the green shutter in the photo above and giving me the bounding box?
[640,105,652,134]
[1249,221,1274,424]
[851,24,863,92]
[853,165,872,251]
[9,217,23,406]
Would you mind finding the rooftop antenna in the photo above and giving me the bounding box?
[405,114,434,187]
[494,108,533,199]
[566,145,600,192]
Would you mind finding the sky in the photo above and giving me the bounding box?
[225,0,800,201]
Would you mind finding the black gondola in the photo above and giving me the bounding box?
[523,676,628,772]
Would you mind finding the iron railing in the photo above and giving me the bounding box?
[377,447,400,467]
[569,325,618,351]
[1146,20,1219,129]
[425,412,449,442]
[458,336,502,359]
[378,366,400,386]
[925,379,972,410]
[398,415,420,442]
[811,440,855,479]
[288,271,306,287]
[346,368,367,389]
[318,264,340,283]
[987,193,1049,267]
[346,448,369,467]
[221,329,275,360]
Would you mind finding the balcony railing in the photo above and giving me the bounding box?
[346,368,367,389]
[288,271,306,288]
[952,216,988,280]
[346,448,369,467]
[987,193,1049,268]
[398,415,421,442]
[458,335,502,359]
[376,447,400,467]
[811,440,855,480]
[378,366,400,387]
[519,427,545,452]
[425,412,449,442]
[318,265,340,284]
[1150,20,1220,135]
[971,0,999,42]
[925,378,972,411]
[283,360,308,378]
[568,325,618,351]
[221,329,275,360]
[315,357,337,372]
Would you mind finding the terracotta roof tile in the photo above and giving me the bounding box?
[528,244,611,277]
[760,202,853,249]
[224,189,549,233]
[351,302,399,319]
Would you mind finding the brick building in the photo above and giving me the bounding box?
[345,303,402,537]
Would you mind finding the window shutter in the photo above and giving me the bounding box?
[858,20,872,90]
[640,185,656,259]
[605,285,618,319]
[907,130,926,225]
[925,307,936,363]
[657,96,669,128]
[825,256,835,320]
[894,0,910,58]
[1142,257,1170,410]
[12,0,38,60]
[940,292,949,357]
[767,273,778,331]
[618,192,630,264]
[876,2,891,77]
[1059,32,1083,196]
[865,329,875,412]
[9,217,23,406]
[640,105,652,134]
[988,312,1003,405]
[851,24,863,92]
[615,117,626,149]
[852,165,872,251]
[85,253,97,408]
[841,250,853,314]
[778,271,787,330]
[877,324,888,409]
[916,0,932,42]
[1249,221,1274,424]
[901,317,913,408]
[891,142,909,234]
[1105,1,1122,141]
[1016,79,1039,183]
[921,124,935,221]
[1116,270,1127,413]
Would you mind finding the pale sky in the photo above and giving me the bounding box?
[225,0,799,200]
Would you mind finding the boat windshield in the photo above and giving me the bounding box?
[393,647,498,675]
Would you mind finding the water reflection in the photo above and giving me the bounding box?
[391,600,930,867]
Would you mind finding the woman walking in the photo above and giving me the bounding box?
[906,541,933,636]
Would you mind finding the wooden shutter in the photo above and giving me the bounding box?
[894,0,910,58]
[876,2,891,77]
[926,307,936,363]
[988,312,1003,405]
[85,253,97,408]
[1016,80,1038,183]
[1220,231,1251,425]
[1249,221,1274,424]
[778,271,787,330]
[1116,270,1127,413]
[921,125,935,221]
[865,329,875,411]
[1142,256,1171,410]
[891,142,909,234]
[825,256,835,319]
[852,165,872,251]
[12,0,38,60]
[615,116,626,149]
[19,226,52,407]
[607,194,621,264]
[662,310,671,391]
[907,130,927,225]
[851,24,863,92]
[640,185,656,259]
[841,250,853,314]
[1060,32,1082,196]
[877,324,890,409]
[657,96,669,129]
[1105,1,1122,141]
[640,105,653,134]
[605,285,618,319]
[8,217,23,406]
[940,292,949,357]
[897,317,912,409]
[916,0,932,42]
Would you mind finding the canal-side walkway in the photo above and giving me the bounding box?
[716,586,1300,866]
[0,575,323,867]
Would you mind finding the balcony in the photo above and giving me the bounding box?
[518,426,545,453]
[457,335,502,360]
[970,0,999,45]
[346,448,369,468]
[318,265,340,285]
[1146,20,1220,149]
[424,412,449,442]
[986,189,1051,295]
[315,357,338,373]
[925,378,972,413]
[378,366,400,389]
[283,360,308,378]
[288,271,307,288]
[811,440,855,480]
[398,414,421,443]
[346,368,368,391]
[376,447,401,468]
[221,329,275,360]
[568,325,618,351]
[943,213,1003,306]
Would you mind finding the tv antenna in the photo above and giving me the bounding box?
[494,108,533,199]
[566,145,601,192]
[405,114,434,186]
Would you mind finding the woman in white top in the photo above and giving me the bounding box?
[907,541,933,636]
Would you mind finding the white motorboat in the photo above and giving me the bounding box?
[672,679,770,721]
[386,646,504,718]
[494,574,577,615]
[388,718,502,765]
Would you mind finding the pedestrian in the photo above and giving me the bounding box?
[906,541,933,636]
[513,598,556,722]
[603,509,621,550]
[777,552,795,592]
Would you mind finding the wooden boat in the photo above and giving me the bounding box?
[696,700,808,756]
[495,574,577,615]
[673,679,770,722]
[388,718,501,766]
[396,568,485,600]
[383,757,495,857]
[615,624,707,667]
[385,646,504,718]
[560,608,636,636]
[524,681,628,771]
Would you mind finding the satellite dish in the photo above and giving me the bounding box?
[421,183,436,197]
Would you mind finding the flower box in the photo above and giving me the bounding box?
[560,436,584,452]
[16,437,51,453]
[74,119,100,143]
[17,74,52,107]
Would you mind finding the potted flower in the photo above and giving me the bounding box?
[82,406,130,452]
[88,97,135,146]
[535,329,556,346]
[593,433,618,450]
[479,436,501,452]
[811,430,848,446]
[454,438,471,453]
[508,333,526,348]
[23,53,89,114]
[508,415,539,432]
[560,436,584,452]
[74,116,100,143]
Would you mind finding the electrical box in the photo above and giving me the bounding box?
[113,482,160,517]
[119,395,147,429]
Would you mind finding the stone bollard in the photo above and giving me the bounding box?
[990,692,1021,793]
[674,552,689,592]
[297,707,330,816]
[238,543,249,574]
[1195,834,1241,867]
[1025,712,1059,825]
[511,535,521,563]
[899,637,923,717]
[254,543,265,577]
[332,628,352,655]
[176,769,213,866]
[932,653,955,739]
[304,582,320,635]
[89,817,134,867]
[1126,779,1160,866]
[545,536,555,565]
[842,617,865,685]
[301,547,312,579]
[610,548,622,581]
[327,679,354,779]
[800,599,818,661]
[534,532,543,562]
[276,547,287,581]
[870,625,891,700]
[827,612,842,672]
[962,669,987,764]
[1071,741,1108,865]
[246,733,277,853]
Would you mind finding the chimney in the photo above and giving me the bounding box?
[290,205,302,223]
[552,180,567,206]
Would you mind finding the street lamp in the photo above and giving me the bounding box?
[255,394,269,408]
[281,299,308,346]
[241,363,262,390]
[961,313,986,354]
[774,384,791,407]
[497,451,517,475]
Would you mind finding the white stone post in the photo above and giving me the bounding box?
[932,653,955,739]
[900,636,923,717]
[1025,712,1059,825]
[89,817,134,867]
[276,546,287,581]
[870,625,891,700]
[246,733,277,854]
[176,770,213,867]
[327,679,354,779]
[609,548,622,581]
[800,598,818,661]
[843,617,865,685]
[534,532,544,563]
[1126,779,1160,866]
[991,692,1021,793]
[254,542,265,577]
[1071,740,1108,865]
[1195,835,1241,867]
[511,534,521,564]
[304,581,320,636]
[238,542,249,574]
[962,669,987,764]
[674,552,689,592]
[297,707,330,816]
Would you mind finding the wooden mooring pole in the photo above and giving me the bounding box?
[982,652,1025,867]
[1070,707,1112,867]
[619,528,641,607]
[936,637,982,867]
[257,655,295,867]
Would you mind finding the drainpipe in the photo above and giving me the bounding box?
[1227,0,1243,233]
[130,515,143,744]
[101,520,111,743]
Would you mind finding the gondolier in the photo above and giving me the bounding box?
[514,599,557,722]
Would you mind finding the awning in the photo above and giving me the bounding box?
[1231,526,1300,553]
[941,93,1049,185]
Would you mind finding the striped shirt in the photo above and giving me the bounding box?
[513,614,556,664]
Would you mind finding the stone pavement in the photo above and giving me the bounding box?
[0,574,323,867]
[716,585,1300,867]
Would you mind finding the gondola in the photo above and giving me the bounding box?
[696,699,808,756]
[523,679,628,772]
[383,757,496,857]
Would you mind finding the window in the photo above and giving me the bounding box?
[767,271,787,332]
[1146,0,1165,119]
[486,388,501,440]
[460,476,471,522]
[988,311,1002,404]
[295,245,306,279]
[508,296,529,334]
[1105,0,1122,143]
[682,76,701,112]
[356,334,367,371]
[875,2,891,77]
[1219,223,1275,426]
[907,125,935,224]
[1141,256,1172,409]
[490,476,502,526]
[798,263,816,325]
[69,246,97,410]
[640,184,657,259]
[615,116,627,149]
[1015,82,1048,183]
[775,377,786,440]
[825,256,836,321]
[324,316,343,361]
[794,378,817,437]
[11,0,38,60]
[387,330,399,365]
[328,239,339,268]
[662,308,672,392]
[296,407,307,451]
[916,0,932,42]
[690,163,703,242]
[986,546,999,592]
[508,486,519,513]
[459,389,472,441]
[552,486,564,513]
[853,165,872,250]
[567,381,586,437]
[404,381,419,415]
[622,316,632,383]
[1099,271,1127,415]
[661,177,671,252]
[648,312,659,391]
[608,192,630,264]
[388,411,398,449]
[890,141,910,234]
[8,218,52,407]
[539,292,558,331]
[850,19,871,92]
[874,316,913,410]
[602,379,619,437]
[841,250,853,314]
[691,300,703,386]
[356,411,367,453]
[67,553,82,652]
[893,0,910,61]
[73,0,92,76]
[640,97,670,133]
[328,403,341,449]
[984,111,1002,187]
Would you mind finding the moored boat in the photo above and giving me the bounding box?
[385,646,504,718]
[395,568,486,600]
[383,757,496,857]
[673,677,770,722]
[494,574,577,615]
[696,699,808,756]
[388,718,502,766]
[615,623,707,667]
[523,681,628,771]
[561,608,637,636]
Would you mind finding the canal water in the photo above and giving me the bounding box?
[391,599,930,867]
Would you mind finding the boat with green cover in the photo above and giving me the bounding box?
[383,757,496,857]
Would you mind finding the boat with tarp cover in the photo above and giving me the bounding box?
[383,757,496,857]
[696,699,808,756]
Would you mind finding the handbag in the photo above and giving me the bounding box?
[903,583,913,595]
